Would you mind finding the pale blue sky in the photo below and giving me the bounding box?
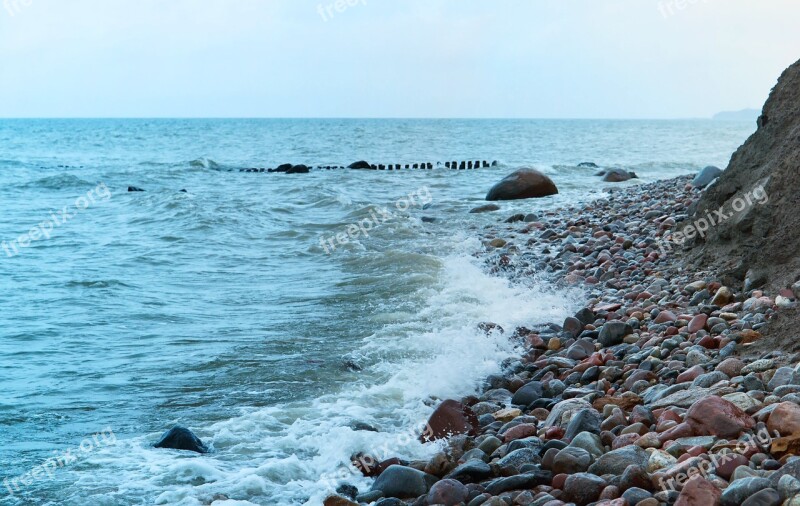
[1,0,798,118]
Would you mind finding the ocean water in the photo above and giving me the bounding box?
[0,119,754,505]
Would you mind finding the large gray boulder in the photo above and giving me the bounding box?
[692,165,723,188]
[486,168,558,201]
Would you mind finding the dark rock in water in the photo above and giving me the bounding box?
[421,217,436,223]
[348,161,371,169]
[274,163,293,173]
[421,400,480,442]
[491,161,498,166]
[692,166,723,188]
[336,484,359,499]
[286,164,309,174]
[342,360,362,372]
[504,214,526,223]
[477,322,504,334]
[469,204,500,214]
[486,168,558,201]
[350,421,379,432]
[179,189,187,193]
[154,426,208,453]
[128,186,145,192]
[578,162,599,168]
[601,168,637,182]
[370,465,438,498]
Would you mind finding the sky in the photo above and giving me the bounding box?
[0,0,798,118]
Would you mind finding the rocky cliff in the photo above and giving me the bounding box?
[687,57,800,294]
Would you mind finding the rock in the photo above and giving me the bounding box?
[598,321,633,347]
[493,408,522,423]
[564,473,607,506]
[768,367,797,391]
[692,166,724,188]
[488,238,507,248]
[602,168,637,182]
[335,484,358,499]
[675,477,722,506]
[569,432,605,459]
[274,163,293,172]
[425,479,468,506]
[497,447,539,471]
[370,465,438,499]
[578,162,599,168]
[717,358,745,377]
[742,359,774,374]
[348,161,372,169]
[720,477,771,506]
[444,459,492,484]
[565,408,603,440]
[286,164,309,174]
[483,471,552,495]
[422,400,480,442]
[686,396,755,438]
[688,314,708,333]
[469,204,501,213]
[154,426,208,453]
[485,168,558,201]
[766,402,800,436]
[128,186,145,192]
[648,450,677,473]
[511,381,543,407]
[552,446,593,474]
[504,213,526,223]
[563,316,584,337]
[711,287,734,306]
[323,496,359,506]
[546,399,593,428]
[588,445,649,476]
[741,488,780,506]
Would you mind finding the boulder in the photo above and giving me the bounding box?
[421,400,479,442]
[286,164,309,174]
[469,204,501,213]
[686,396,755,438]
[154,426,208,453]
[692,166,723,188]
[675,477,722,506]
[588,446,649,476]
[348,160,372,169]
[601,168,637,182]
[485,168,558,201]
[370,465,438,499]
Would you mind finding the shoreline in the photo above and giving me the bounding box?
[328,174,800,506]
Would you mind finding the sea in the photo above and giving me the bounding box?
[0,118,755,505]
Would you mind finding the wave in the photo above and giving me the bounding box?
[47,239,575,505]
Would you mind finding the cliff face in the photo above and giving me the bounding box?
[687,58,800,292]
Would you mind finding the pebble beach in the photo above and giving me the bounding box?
[326,174,800,506]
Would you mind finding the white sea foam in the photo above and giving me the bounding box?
[48,235,575,505]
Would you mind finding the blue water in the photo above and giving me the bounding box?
[0,119,754,505]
